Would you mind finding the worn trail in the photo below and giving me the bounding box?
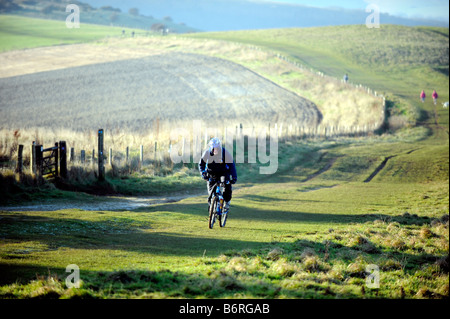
[0,193,199,212]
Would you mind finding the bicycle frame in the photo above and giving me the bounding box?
[208,176,229,228]
[214,176,227,215]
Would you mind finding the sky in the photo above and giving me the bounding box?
[263,0,449,22]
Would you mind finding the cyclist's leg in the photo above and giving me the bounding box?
[207,180,215,207]
[224,184,232,211]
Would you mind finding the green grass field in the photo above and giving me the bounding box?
[0,16,448,300]
[0,15,136,52]
[188,25,449,129]
[0,146,448,298]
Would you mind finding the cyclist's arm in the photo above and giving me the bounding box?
[198,158,206,173]
[223,148,237,181]
[229,161,237,181]
[199,150,209,176]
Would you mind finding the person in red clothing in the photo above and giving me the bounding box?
[432,90,438,105]
[420,90,426,103]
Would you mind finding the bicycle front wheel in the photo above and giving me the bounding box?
[208,197,218,229]
[220,211,228,228]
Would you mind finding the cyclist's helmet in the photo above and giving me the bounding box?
[209,137,222,155]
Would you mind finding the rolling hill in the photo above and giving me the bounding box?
[0,16,448,301]
[0,0,198,33]
[188,25,450,131]
[85,0,449,31]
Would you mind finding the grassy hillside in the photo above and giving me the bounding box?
[0,144,448,299]
[0,15,137,52]
[188,25,449,88]
[188,25,449,130]
[0,19,448,301]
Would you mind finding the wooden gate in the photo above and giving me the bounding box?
[31,141,67,179]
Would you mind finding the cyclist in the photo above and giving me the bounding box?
[199,137,237,212]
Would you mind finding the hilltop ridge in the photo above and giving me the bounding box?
[0,0,198,33]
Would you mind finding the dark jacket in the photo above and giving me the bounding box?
[198,147,237,182]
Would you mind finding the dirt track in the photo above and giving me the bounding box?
[0,48,321,131]
[0,194,194,212]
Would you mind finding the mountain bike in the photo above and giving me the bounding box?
[208,176,229,229]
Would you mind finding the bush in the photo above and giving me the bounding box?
[267,248,283,261]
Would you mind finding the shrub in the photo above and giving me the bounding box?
[420,227,433,239]
[300,247,316,259]
[436,255,449,274]
[390,238,407,250]
[226,257,248,273]
[302,255,330,273]
[271,258,297,277]
[267,248,283,261]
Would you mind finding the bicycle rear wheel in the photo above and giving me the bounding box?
[208,197,218,229]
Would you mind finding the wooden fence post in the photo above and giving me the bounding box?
[35,144,43,177]
[16,144,23,173]
[54,142,59,177]
[109,148,113,166]
[59,141,67,179]
[126,146,129,163]
[30,141,36,174]
[140,145,144,163]
[81,150,85,164]
[98,129,105,181]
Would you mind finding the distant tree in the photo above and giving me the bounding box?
[72,1,94,12]
[110,12,119,23]
[151,23,165,31]
[128,7,139,16]
[40,4,58,14]
[151,23,167,34]
[0,0,21,12]
[163,16,172,22]
[101,5,121,13]
[19,0,37,5]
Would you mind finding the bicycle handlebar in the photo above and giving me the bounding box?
[208,177,230,185]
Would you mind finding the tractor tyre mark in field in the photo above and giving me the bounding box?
[364,148,423,183]
[364,155,396,183]
[302,157,339,182]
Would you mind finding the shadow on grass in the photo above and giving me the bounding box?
[1,207,444,298]
[0,203,434,263]
[0,212,266,257]
[145,200,434,226]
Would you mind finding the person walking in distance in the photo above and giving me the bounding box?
[432,90,438,105]
[420,90,426,103]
